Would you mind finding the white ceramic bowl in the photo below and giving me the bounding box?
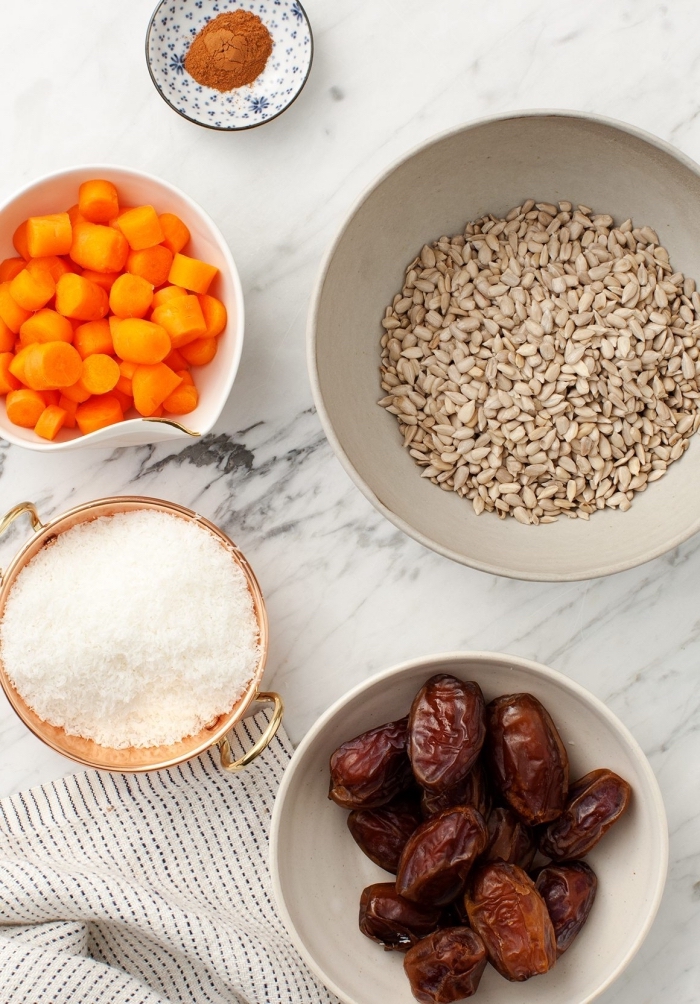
[271,651,668,1004]
[309,111,700,580]
[0,165,244,451]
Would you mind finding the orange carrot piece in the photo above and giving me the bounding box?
[152,285,188,310]
[41,389,61,407]
[13,221,30,260]
[60,379,92,404]
[12,341,82,391]
[9,267,55,311]
[162,378,198,415]
[159,213,190,255]
[197,294,227,337]
[58,394,78,428]
[111,318,170,365]
[116,358,137,395]
[80,269,121,291]
[112,388,133,413]
[151,295,207,347]
[0,283,32,333]
[116,374,133,396]
[26,213,72,257]
[132,363,182,417]
[55,273,109,321]
[26,256,72,283]
[34,405,67,440]
[0,257,26,282]
[115,206,164,251]
[73,319,113,358]
[127,245,173,288]
[19,309,74,346]
[163,347,189,371]
[6,389,46,428]
[67,204,87,227]
[76,394,123,434]
[78,180,119,224]
[179,336,217,366]
[0,317,15,353]
[0,353,20,394]
[70,221,129,273]
[80,353,120,394]
[109,273,154,319]
[168,253,218,294]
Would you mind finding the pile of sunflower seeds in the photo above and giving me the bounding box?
[378,199,700,523]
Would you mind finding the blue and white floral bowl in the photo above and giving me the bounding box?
[146,0,313,130]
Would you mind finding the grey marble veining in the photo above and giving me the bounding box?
[0,0,699,1000]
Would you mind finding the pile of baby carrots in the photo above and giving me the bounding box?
[0,179,226,440]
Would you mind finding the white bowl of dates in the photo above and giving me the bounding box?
[270,652,667,1004]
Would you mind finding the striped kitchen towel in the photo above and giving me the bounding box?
[0,710,338,1004]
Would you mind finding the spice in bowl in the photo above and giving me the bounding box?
[0,509,261,749]
[184,11,273,91]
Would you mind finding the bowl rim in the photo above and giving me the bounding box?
[144,0,315,132]
[306,108,700,581]
[270,649,669,1004]
[0,162,245,451]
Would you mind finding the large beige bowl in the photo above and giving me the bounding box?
[309,111,700,579]
[270,652,668,1004]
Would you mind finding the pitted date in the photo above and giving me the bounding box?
[348,794,423,873]
[329,717,413,809]
[535,861,597,955]
[409,676,486,792]
[360,883,443,952]
[485,693,569,825]
[404,927,487,1003]
[465,862,556,981]
[397,806,488,906]
[539,768,631,860]
[421,760,491,821]
[483,807,536,869]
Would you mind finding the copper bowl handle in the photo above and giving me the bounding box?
[218,692,284,773]
[0,502,44,581]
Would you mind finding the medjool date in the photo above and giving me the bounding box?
[359,883,442,952]
[465,862,556,981]
[409,676,486,792]
[483,806,536,869]
[421,760,491,821]
[404,927,487,1003]
[485,693,568,825]
[348,793,423,873]
[329,717,413,809]
[535,861,597,955]
[397,806,488,906]
[538,768,631,860]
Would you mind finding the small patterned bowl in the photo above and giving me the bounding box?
[146,0,313,130]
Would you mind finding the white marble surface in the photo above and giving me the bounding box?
[0,0,698,1000]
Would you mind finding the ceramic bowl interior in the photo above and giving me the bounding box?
[0,497,268,771]
[0,165,244,451]
[271,651,668,1004]
[309,111,700,580]
[146,0,313,130]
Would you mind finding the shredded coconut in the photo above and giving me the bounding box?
[0,510,261,749]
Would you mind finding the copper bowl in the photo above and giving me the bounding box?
[0,496,282,773]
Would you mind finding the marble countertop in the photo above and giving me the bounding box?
[0,0,698,1000]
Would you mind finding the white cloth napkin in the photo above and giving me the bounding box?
[0,710,338,1004]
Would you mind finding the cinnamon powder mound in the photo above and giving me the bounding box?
[184,10,273,92]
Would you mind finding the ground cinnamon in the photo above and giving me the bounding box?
[184,10,273,91]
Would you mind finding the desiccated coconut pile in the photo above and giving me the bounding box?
[0,510,260,748]
[378,199,700,523]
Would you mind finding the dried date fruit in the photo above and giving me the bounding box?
[348,793,423,873]
[421,760,491,821]
[465,862,557,981]
[329,717,413,809]
[539,768,631,860]
[485,693,569,825]
[483,806,536,869]
[359,883,442,952]
[404,927,487,1003]
[397,805,488,906]
[409,676,486,792]
[535,861,597,955]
